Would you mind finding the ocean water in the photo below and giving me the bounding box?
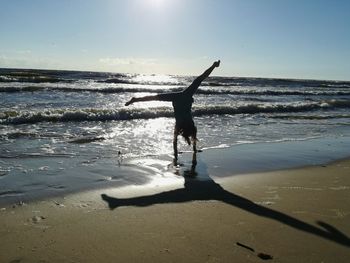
[1,68,350,204]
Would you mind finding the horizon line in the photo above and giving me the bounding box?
[1,66,349,83]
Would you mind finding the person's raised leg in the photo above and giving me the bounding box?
[125,94,164,106]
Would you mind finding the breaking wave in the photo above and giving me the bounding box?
[1,99,349,125]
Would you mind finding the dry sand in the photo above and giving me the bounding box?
[1,159,350,262]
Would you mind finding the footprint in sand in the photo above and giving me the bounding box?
[30,215,46,224]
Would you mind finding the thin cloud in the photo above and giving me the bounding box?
[99,57,157,66]
[0,54,63,69]
[16,50,32,55]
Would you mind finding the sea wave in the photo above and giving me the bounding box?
[1,85,350,96]
[0,108,174,125]
[1,100,349,125]
[0,74,65,84]
[270,114,350,120]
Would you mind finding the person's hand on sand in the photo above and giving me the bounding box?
[125,97,136,106]
[213,60,220,68]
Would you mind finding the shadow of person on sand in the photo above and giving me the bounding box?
[101,153,350,248]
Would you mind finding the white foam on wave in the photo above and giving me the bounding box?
[1,99,350,125]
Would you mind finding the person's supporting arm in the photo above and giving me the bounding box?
[184,60,220,96]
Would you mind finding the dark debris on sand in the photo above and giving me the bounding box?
[236,242,273,260]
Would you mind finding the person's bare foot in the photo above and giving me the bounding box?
[125,97,135,106]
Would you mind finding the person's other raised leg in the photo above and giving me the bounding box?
[184,60,220,96]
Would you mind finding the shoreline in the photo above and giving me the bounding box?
[1,158,350,262]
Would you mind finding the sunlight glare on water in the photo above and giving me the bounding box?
[132,118,173,153]
[128,158,182,188]
[102,118,174,157]
[131,74,179,85]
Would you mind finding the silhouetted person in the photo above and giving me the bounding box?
[125,60,221,162]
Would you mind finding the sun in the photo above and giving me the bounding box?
[148,0,168,10]
[137,0,174,14]
[150,0,165,6]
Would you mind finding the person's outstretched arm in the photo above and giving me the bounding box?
[184,60,220,96]
[125,92,180,106]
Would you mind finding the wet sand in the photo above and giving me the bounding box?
[1,159,350,262]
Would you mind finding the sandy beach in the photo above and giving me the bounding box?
[1,157,350,263]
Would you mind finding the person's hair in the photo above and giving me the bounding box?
[177,122,197,145]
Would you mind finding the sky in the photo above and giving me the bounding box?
[0,0,349,80]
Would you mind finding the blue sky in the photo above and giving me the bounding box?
[0,0,349,80]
